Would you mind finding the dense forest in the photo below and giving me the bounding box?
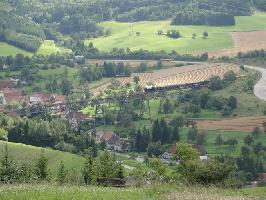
[1,0,265,52]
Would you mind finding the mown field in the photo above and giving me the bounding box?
[0,141,85,175]
[0,40,72,57]
[0,184,265,200]
[86,12,266,54]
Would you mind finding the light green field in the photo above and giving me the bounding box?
[0,42,32,57]
[86,12,266,54]
[36,40,72,55]
[0,40,72,57]
[0,141,85,175]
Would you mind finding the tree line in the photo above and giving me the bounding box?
[172,8,236,26]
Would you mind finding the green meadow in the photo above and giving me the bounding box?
[86,12,266,54]
[0,42,32,57]
[0,40,72,57]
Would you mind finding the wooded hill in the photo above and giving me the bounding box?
[0,0,266,52]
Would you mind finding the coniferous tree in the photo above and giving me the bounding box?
[82,156,93,185]
[152,119,161,142]
[160,119,170,144]
[35,150,49,181]
[115,162,124,180]
[172,125,180,142]
[57,161,67,184]
[215,134,224,145]
[135,129,142,152]
[0,143,17,183]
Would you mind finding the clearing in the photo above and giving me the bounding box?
[36,40,72,55]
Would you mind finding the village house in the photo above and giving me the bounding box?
[0,91,6,106]
[96,131,130,152]
[257,173,266,182]
[29,92,52,105]
[0,80,17,90]
[161,143,208,163]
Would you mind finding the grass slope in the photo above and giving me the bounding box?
[0,141,85,175]
[0,40,72,57]
[0,42,32,57]
[86,12,266,54]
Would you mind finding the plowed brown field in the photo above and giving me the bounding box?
[208,30,266,58]
[196,116,266,132]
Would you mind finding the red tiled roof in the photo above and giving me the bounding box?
[167,144,177,154]
[31,92,51,102]
[167,143,207,156]
[258,173,266,181]
[101,132,116,142]
[0,80,16,90]
[2,89,23,103]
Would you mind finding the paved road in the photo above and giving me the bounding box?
[245,65,266,101]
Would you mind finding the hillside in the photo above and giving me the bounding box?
[0,0,266,56]
[0,141,85,175]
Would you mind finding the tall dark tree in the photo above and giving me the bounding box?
[172,125,180,142]
[35,150,49,181]
[82,156,93,185]
[151,119,161,142]
[160,119,170,144]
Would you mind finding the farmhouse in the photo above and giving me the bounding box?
[257,173,266,182]
[96,131,130,152]
[0,80,16,90]
[161,143,208,162]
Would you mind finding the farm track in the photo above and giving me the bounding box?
[245,65,266,101]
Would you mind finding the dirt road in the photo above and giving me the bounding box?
[245,65,266,101]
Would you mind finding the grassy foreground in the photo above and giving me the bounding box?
[0,184,265,200]
[86,12,266,54]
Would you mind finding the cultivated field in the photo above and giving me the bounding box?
[208,30,266,57]
[196,116,266,132]
[86,12,266,55]
[91,63,240,95]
